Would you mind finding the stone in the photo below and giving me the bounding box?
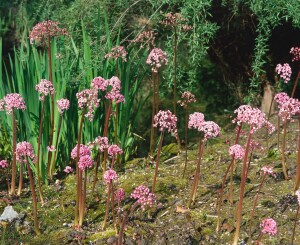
[261,81,275,115]
[107,236,118,244]
[0,206,19,223]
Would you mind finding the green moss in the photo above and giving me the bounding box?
[88,229,116,240]
[162,143,178,155]
[30,229,68,245]
[201,227,213,236]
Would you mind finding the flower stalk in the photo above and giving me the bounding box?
[151,131,164,193]
[188,139,204,208]
[74,112,85,227]
[10,110,17,195]
[26,156,40,235]
[291,204,300,245]
[36,100,45,203]
[294,115,300,191]
[249,173,267,235]
[232,131,252,245]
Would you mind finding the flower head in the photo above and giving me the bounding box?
[229,144,245,160]
[35,79,55,101]
[146,48,168,73]
[16,141,36,163]
[274,92,290,106]
[153,110,177,135]
[200,121,221,140]
[76,89,100,121]
[260,166,276,177]
[275,63,292,83]
[178,91,196,107]
[131,30,156,49]
[278,97,300,122]
[29,20,67,45]
[115,188,125,202]
[290,47,300,62]
[57,98,70,114]
[104,169,118,184]
[232,105,274,134]
[71,144,91,160]
[93,136,109,152]
[260,218,277,236]
[64,166,74,174]
[188,112,205,131]
[0,160,8,168]
[47,145,56,152]
[108,144,123,157]
[78,155,94,171]
[91,76,108,91]
[105,76,125,103]
[130,185,156,210]
[0,93,26,114]
[161,12,185,27]
[181,24,193,31]
[105,46,127,62]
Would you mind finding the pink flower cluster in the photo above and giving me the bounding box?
[130,185,156,210]
[64,166,74,174]
[35,79,55,101]
[16,141,36,163]
[57,98,70,114]
[290,47,300,62]
[93,136,109,152]
[188,112,205,130]
[178,91,196,107]
[91,76,125,103]
[108,144,123,157]
[260,166,276,177]
[105,46,127,62]
[76,89,100,121]
[104,169,118,184]
[229,144,245,160]
[277,97,300,122]
[29,20,67,45]
[275,63,292,83]
[0,160,8,168]
[153,110,177,135]
[260,218,277,236]
[0,93,26,114]
[188,112,220,140]
[105,77,125,103]
[71,144,93,171]
[71,144,91,159]
[296,189,300,206]
[91,76,108,91]
[78,155,93,171]
[200,121,221,140]
[181,24,193,31]
[47,145,56,152]
[232,105,274,134]
[131,30,156,49]
[274,92,290,106]
[115,188,125,202]
[146,48,168,73]
[161,12,185,27]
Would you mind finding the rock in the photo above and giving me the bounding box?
[17,211,26,221]
[0,206,19,223]
[107,236,118,244]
